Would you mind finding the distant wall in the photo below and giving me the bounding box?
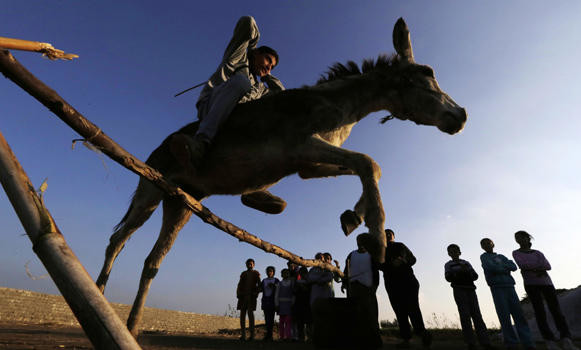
[0,286,240,333]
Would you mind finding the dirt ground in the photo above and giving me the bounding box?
[1,323,579,350]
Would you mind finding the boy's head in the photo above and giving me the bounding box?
[447,244,461,259]
[315,252,323,261]
[514,230,532,248]
[287,261,297,271]
[356,233,368,251]
[385,229,395,242]
[266,266,275,277]
[323,252,332,263]
[281,268,290,279]
[480,238,494,253]
[245,258,255,269]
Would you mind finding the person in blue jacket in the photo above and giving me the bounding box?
[480,238,535,350]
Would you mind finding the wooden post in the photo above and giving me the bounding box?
[0,131,142,349]
[0,49,342,275]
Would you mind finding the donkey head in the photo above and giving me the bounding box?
[389,18,467,134]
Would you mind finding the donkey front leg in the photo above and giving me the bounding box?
[297,136,386,263]
[126,197,193,337]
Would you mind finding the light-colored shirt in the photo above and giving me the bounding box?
[347,250,374,288]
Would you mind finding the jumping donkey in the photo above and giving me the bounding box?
[96,18,467,336]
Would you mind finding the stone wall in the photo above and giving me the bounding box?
[0,287,240,334]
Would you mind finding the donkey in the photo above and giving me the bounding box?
[96,18,467,336]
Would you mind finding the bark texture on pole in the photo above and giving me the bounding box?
[0,131,142,350]
[0,37,78,60]
[0,49,342,276]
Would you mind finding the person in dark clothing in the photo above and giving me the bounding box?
[444,244,492,350]
[380,229,432,348]
[294,266,311,341]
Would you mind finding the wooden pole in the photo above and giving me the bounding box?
[0,131,142,350]
[0,49,343,276]
[0,37,78,60]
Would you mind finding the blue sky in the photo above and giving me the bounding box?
[2,1,581,327]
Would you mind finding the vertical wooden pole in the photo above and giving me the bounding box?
[0,130,142,350]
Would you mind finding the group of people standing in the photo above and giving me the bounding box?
[236,229,578,350]
[445,231,578,350]
[234,229,433,348]
[235,252,339,342]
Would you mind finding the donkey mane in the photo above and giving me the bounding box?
[316,54,400,85]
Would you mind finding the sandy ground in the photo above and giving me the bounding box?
[1,322,580,350]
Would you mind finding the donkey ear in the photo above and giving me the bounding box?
[393,17,415,63]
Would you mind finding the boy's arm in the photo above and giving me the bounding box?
[397,243,416,267]
[501,255,517,271]
[222,16,260,72]
[261,74,285,94]
[480,254,505,274]
[466,261,479,281]
[444,262,456,282]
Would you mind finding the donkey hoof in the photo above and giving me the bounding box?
[241,191,287,214]
[340,210,362,236]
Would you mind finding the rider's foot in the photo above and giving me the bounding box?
[187,135,208,169]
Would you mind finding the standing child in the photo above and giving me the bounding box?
[480,238,535,350]
[275,268,295,341]
[445,244,492,350]
[260,266,279,341]
[236,258,261,341]
[293,266,311,341]
[512,230,579,350]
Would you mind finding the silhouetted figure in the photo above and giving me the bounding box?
[480,238,534,349]
[512,230,579,350]
[445,244,492,350]
[236,258,261,341]
[259,266,279,341]
[380,229,432,348]
[275,268,295,341]
[293,266,311,341]
[342,233,382,348]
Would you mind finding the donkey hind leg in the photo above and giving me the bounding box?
[297,136,386,263]
[126,197,193,337]
[96,180,163,293]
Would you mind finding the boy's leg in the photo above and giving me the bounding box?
[542,285,572,339]
[239,306,247,340]
[248,309,255,339]
[507,287,534,347]
[491,287,519,346]
[196,72,252,142]
[264,308,275,339]
[387,285,412,341]
[467,290,491,346]
[525,285,556,341]
[454,288,477,346]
